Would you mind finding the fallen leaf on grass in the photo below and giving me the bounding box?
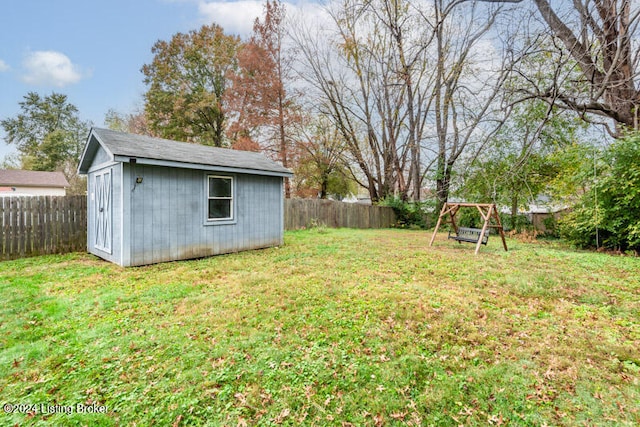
[374,413,384,426]
[390,411,407,420]
[273,408,290,424]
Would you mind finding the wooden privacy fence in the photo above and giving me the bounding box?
[1,197,393,260]
[1,196,87,261]
[284,199,395,230]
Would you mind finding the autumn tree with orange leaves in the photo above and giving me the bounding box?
[226,0,298,196]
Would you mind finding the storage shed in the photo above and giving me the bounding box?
[77,128,292,266]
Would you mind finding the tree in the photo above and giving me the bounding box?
[291,0,435,202]
[142,24,240,147]
[1,92,90,194]
[291,115,354,199]
[225,41,270,152]
[226,0,298,196]
[429,0,514,212]
[485,0,640,136]
[459,100,585,229]
[104,108,154,136]
[360,0,441,202]
[0,153,21,170]
[560,132,640,254]
[293,0,514,206]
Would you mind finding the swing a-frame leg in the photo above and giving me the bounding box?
[429,202,508,254]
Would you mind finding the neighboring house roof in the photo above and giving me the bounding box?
[0,169,70,188]
[78,127,293,177]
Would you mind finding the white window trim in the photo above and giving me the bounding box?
[206,174,235,223]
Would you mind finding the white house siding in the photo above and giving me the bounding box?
[2,186,66,196]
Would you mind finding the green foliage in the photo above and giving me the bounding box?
[559,204,597,248]
[453,209,530,233]
[325,165,357,200]
[541,215,559,237]
[292,115,354,199]
[459,101,585,224]
[560,133,640,253]
[545,142,597,201]
[142,24,240,147]
[380,196,430,229]
[294,157,356,199]
[1,92,89,173]
[454,208,479,228]
[498,212,532,233]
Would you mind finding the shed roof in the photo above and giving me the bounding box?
[0,169,70,188]
[78,128,293,177]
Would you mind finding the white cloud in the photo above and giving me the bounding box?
[21,50,84,87]
[198,1,264,36]
[0,59,9,72]
[197,1,329,37]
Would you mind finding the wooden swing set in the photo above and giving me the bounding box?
[429,202,508,255]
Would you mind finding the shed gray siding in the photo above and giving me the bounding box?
[86,145,122,265]
[123,163,283,266]
[79,128,291,267]
[91,144,112,167]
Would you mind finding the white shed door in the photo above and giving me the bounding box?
[94,169,112,254]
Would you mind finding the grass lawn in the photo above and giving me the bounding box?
[0,228,639,426]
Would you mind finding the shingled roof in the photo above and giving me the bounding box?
[78,128,292,177]
[0,169,70,188]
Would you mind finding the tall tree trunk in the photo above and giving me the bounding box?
[215,110,225,148]
[435,157,452,214]
[510,194,518,231]
[278,95,290,197]
[319,171,328,199]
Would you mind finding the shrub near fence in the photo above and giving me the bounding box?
[284,199,395,230]
[0,195,87,261]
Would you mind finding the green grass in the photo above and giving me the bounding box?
[0,228,638,426]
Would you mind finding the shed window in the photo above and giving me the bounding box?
[207,175,233,220]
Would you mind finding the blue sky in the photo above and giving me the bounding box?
[0,0,271,159]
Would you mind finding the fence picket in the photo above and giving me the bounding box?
[10,197,18,256]
[2,198,9,257]
[283,199,395,230]
[0,196,88,261]
[0,196,395,261]
[24,197,32,256]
